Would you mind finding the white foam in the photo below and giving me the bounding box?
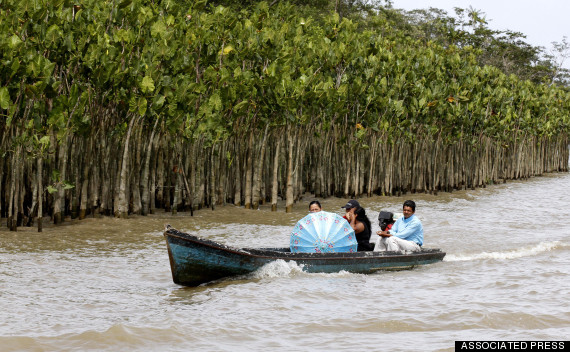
[444,241,566,262]
[250,259,306,279]
[248,260,361,282]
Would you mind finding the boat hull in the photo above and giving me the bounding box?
[164,226,446,287]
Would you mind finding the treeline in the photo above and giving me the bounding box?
[0,0,569,231]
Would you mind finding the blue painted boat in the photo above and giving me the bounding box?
[164,225,446,287]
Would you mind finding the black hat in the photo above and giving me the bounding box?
[341,199,360,209]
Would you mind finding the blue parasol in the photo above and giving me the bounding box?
[290,211,357,253]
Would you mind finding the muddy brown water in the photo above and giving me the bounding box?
[1,173,569,351]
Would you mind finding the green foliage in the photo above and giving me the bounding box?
[0,87,11,110]
[46,169,74,194]
[397,6,560,85]
[0,0,568,157]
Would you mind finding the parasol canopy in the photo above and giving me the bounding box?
[290,211,357,253]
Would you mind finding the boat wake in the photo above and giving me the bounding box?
[249,260,354,281]
[250,259,306,280]
[444,241,567,262]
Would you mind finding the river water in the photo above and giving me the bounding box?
[1,172,569,351]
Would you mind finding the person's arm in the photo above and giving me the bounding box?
[346,213,364,234]
[390,218,421,241]
[378,219,399,237]
[352,221,364,234]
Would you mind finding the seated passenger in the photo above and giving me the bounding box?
[374,200,423,252]
[341,199,374,251]
[309,200,322,213]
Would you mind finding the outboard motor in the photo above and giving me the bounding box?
[378,211,395,231]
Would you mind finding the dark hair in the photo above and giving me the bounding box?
[354,207,371,232]
[403,200,416,212]
[309,200,322,209]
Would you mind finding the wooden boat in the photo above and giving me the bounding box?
[163,225,446,287]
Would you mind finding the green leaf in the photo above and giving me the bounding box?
[39,136,51,146]
[51,169,61,181]
[233,100,248,112]
[9,35,23,48]
[222,45,234,56]
[166,15,175,26]
[153,95,165,108]
[0,87,11,110]
[47,185,57,194]
[151,21,166,38]
[141,76,155,93]
[118,0,132,9]
[46,24,62,45]
[138,97,148,116]
[193,0,207,10]
[209,93,222,111]
[10,60,20,77]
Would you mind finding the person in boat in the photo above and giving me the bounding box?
[341,199,374,251]
[309,200,322,213]
[374,200,423,252]
[378,210,396,232]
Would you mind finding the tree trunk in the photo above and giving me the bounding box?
[164,147,172,212]
[252,125,269,209]
[294,130,304,202]
[155,138,165,209]
[172,170,180,215]
[69,142,79,219]
[344,153,351,198]
[131,125,143,215]
[8,150,18,231]
[53,136,68,224]
[116,115,136,218]
[197,145,205,209]
[210,145,217,210]
[101,135,113,215]
[179,149,194,216]
[16,157,24,228]
[92,144,101,217]
[37,157,43,232]
[285,126,294,213]
[271,136,281,211]
[367,134,377,197]
[244,133,253,209]
[233,139,241,206]
[354,152,360,197]
[27,163,37,227]
[189,142,197,212]
[79,137,92,220]
[217,142,225,206]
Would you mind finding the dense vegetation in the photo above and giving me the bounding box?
[1,0,569,231]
